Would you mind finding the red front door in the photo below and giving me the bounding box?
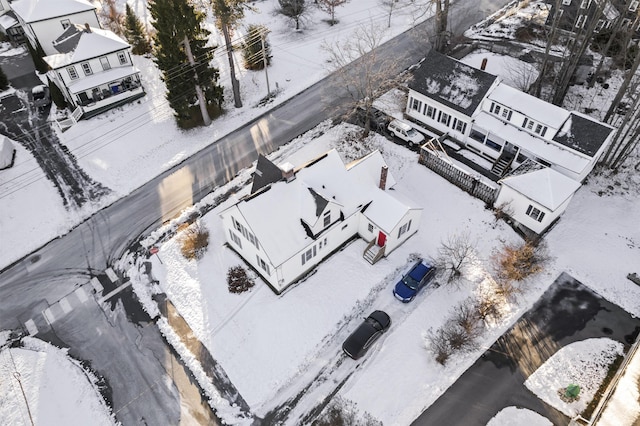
[377,231,386,247]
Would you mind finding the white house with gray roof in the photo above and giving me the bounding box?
[220,149,422,294]
[11,0,99,55]
[408,51,614,235]
[43,24,144,119]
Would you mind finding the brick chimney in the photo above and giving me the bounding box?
[279,162,295,182]
[84,23,91,33]
[481,57,488,71]
[379,165,388,190]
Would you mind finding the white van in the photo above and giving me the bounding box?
[387,119,425,147]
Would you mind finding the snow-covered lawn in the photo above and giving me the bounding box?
[487,406,553,426]
[0,333,116,426]
[525,338,624,417]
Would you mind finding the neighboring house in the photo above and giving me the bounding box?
[494,159,581,234]
[43,24,144,119]
[11,0,99,55]
[408,51,614,235]
[0,0,25,44]
[220,149,422,294]
[545,0,640,37]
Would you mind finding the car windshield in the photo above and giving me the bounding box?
[402,275,420,290]
[407,129,419,137]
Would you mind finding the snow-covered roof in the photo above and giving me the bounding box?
[488,83,570,129]
[0,12,19,30]
[553,111,614,158]
[44,24,129,65]
[500,163,581,211]
[0,135,15,168]
[409,50,498,117]
[66,66,139,93]
[474,112,591,175]
[232,150,414,266]
[11,0,94,23]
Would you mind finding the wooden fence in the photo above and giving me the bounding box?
[419,147,498,206]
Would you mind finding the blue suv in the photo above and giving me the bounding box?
[393,260,436,303]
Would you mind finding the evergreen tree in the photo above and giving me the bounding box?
[49,80,68,109]
[242,25,271,70]
[278,0,305,30]
[0,66,8,90]
[26,40,49,74]
[149,0,223,128]
[124,4,152,55]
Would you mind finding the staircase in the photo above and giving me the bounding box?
[363,240,385,264]
[491,152,515,177]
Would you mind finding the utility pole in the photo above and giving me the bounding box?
[183,36,211,126]
[222,23,243,108]
[260,28,270,96]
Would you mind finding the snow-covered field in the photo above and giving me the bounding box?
[1,0,639,424]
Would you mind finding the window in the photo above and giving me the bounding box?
[426,105,436,119]
[231,217,259,249]
[323,211,331,227]
[621,18,631,28]
[398,220,412,238]
[61,19,70,29]
[117,52,127,65]
[492,103,501,115]
[454,119,467,134]
[256,255,270,274]
[630,1,639,12]
[319,238,327,249]
[229,230,242,248]
[100,57,111,71]
[595,19,605,31]
[81,62,92,76]
[301,246,317,265]
[491,102,512,121]
[485,138,502,151]
[439,111,451,126]
[67,66,78,80]
[470,129,486,143]
[575,14,587,28]
[410,98,422,112]
[580,0,590,8]
[368,223,374,232]
[526,205,546,222]
[501,108,512,120]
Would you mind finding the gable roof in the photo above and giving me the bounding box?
[227,150,413,266]
[12,0,94,23]
[500,161,581,210]
[44,25,130,68]
[553,112,614,158]
[251,154,284,194]
[409,50,498,116]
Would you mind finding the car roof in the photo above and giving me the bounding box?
[368,310,390,328]
[390,119,412,131]
[409,262,430,281]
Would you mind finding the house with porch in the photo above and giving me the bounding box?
[408,51,614,235]
[219,149,422,294]
[11,0,99,55]
[43,24,144,119]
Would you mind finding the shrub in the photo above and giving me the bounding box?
[426,327,453,366]
[242,25,272,70]
[492,240,548,282]
[435,233,476,286]
[227,265,255,293]
[179,221,209,260]
[312,397,382,426]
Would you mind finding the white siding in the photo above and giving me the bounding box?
[495,185,573,234]
[406,89,470,140]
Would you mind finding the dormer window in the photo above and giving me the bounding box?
[490,102,512,121]
[323,211,331,227]
[61,19,70,29]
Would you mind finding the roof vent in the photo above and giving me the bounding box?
[279,162,295,182]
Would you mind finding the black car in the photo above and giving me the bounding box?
[342,310,391,360]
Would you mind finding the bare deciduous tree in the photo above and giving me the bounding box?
[317,0,348,26]
[279,0,306,31]
[379,0,396,29]
[435,232,476,285]
[322,22,411,136]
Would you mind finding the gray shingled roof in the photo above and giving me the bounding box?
[409,50,498,117]
[251,154,283,194]
[51,24,85,54]
[553,113,614,158]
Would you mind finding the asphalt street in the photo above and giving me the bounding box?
[0,0,513,423]
[413,273,640,426]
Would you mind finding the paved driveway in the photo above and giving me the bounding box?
[413,273,640,426]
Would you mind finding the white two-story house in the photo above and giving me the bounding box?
[220,149,422,294]
[11,0,99,55]
[43,24,144,119]
[407,51,614,236]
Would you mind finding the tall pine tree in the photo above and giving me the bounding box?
[149,0,223,128]
[0,66,9,91]
[124,4,152,55]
